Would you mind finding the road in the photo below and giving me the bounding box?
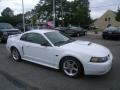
[0,35,120,90]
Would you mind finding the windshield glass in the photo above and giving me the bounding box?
[0,23,14,29]
[45,31,73,46]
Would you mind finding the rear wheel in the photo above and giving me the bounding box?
[11,48,21,61]
[61,57,83,78]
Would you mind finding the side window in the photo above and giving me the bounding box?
[105,18,107,21]
[21,33,51,46]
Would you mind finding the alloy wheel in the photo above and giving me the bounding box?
[63,60,79,77]
[12,48,20,61]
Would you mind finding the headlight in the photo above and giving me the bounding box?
[3,32,8,35]
[90,57,108,63]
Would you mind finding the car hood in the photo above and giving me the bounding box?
[60,40,110,57]
[0,29,19,32]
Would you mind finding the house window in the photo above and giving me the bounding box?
[105,18,107,21]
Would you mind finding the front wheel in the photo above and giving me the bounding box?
[11,48,21,61]
[103,35,108,39]
[61,57,83,78]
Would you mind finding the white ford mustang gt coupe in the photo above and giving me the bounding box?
[6,29,113,78]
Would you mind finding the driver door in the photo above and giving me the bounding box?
[21,33,57,66]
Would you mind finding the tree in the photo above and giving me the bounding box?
[34,0,53,22]
[70,0,91,26]
[116,8,120,22]
[1,7,14,17]
[30,0,92,27]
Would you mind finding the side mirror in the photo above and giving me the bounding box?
[41,42,50,47]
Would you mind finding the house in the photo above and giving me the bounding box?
[93,10,120,30]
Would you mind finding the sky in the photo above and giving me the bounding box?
[90,0,120,19]
[0,0,120,19]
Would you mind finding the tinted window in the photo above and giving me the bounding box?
[20,33,50,45]
[20,34,27,41]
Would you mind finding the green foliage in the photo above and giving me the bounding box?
[34,0,91,26]
[31,15,37,25]
[116,8,120,22]
[0,7,23,26]
[1,7,14,17]
[0,14,23,26]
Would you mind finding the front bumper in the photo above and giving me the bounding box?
[103,33,120,38]
[84,53,113,75]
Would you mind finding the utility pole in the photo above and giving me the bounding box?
[22,0,25,32]
[53,0,55,28]
[61,0,64,27]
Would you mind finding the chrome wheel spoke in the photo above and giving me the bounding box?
[64,66,70,70]
[69,69,73,74]
[72,67,78,72]
[66,61,71,67]
[12,49,19,60]
[70,62,76,67]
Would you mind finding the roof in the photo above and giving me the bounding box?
[26,29,56,34]
[92,10,117,24]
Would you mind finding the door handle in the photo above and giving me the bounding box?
[26,46,30,47]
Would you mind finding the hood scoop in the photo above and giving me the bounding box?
[75,40,92,46]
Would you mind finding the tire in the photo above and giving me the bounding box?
[11,48,21,61]
[60,57,83,78]
[103,35,108,40]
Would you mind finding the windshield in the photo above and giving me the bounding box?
[0,23,14,29]
[45,31,74,46]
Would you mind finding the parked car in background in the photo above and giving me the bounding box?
[55,26,87,37]
[6,29,113,78]
[68,26,87,36]
[0,23,21,43]
[102,26,120,39]
[55,27,69,36]
[16,23,31,32]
